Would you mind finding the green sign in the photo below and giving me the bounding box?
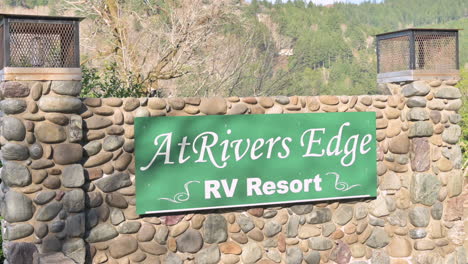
[135,112,376,214]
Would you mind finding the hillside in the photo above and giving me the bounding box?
[259,0,468,96]
[1,0,467,97]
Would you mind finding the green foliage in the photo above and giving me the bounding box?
[0,221,3,263]
[264,0,468,96]
[80,63,146,98]
[5,0,51,8]
[457,68,468,170]
[10,0,468,98]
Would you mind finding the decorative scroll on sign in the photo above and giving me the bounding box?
[135,112,377,214]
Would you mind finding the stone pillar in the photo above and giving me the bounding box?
[400,79,465,261]
[0,79,85,263]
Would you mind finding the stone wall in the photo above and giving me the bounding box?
[0,79,465,264]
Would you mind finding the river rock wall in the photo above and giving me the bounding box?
[0,79,465,264]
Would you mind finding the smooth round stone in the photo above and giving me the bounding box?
[86,192,103,208]
[35,122,67,143]
[1,81,30,97]
[228,104,248,115]
[4,223,34,240]
[30,82,42,100]
[204,214,227,243]
[51,81,82,96]
[2,143,29,160]
[409,228,427,239]
[365,228,389,248]
[408,121,433,137]
[31,170,47,184]
[411,173,440,206]
[2,116,26,141]
[194,244,220,264]
[308,237,334,250]
[276,96,290,105]
[63,189,85,213]
[49,220,66,233]
[241,243,262,264]
[237,214,255,233]
[200,97,227,115]
[38,96,82,113]
[86,208,99,229]
[84,152,113,168]
[140,242,168,256]
[87,131,105,141]
[43,176,61,189]
[434,86,461,99]
[87,168,103,181]
[34,191,56,205]
[62,238,86,263]
[304,251,321,264]
[0,99,27,114]
[86,223,118,243]
[247,228,264,241]
[114,153,132,171]
[402,81,430,96]
[1,161,31,187]
[35,222,48,238]
[45,113,69,126]
[135,223,155,242]
[53,144,83,165]
[263,210,277,218]
[94,172,131,193]
[62,164,85,188]
[286,247,303,264]
[154,226,169,245]
[106,193,128,209]
[124,98,140,112]
[291,204,314,215]
[257,97,273,108]
[148,98,166,110]
[93,107,114,116]
[414,240,435,250]
[29,143,44,159]
[333,205,353,225]
[3,190,34,223]
[106,126,124,135]
[185,97,201,105]
[30,159,54,170]
[135,108,150,117]
[108,236,138,258]
[123,140,134,153]
[176,229,203,253]
[431,202,443,220]
[84,141,102,156]
[322,222,336,237]
[319,95,339,105]
[103,136,124,151]
[442,125,461,144]
[445,99,462,111]
[110,208,125,225]
[406,97,426,107]
[117,221,141,234]
[307,208,332,224]
[168,98,185,110]
[407,108,429,121]
[86,116,113,129]
[409,207,430,227]
[264,221,282,237]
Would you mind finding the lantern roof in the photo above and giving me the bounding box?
[0,13,84,22]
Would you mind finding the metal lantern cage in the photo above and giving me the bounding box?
[376,28,460,83]
[0,14,83,71]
